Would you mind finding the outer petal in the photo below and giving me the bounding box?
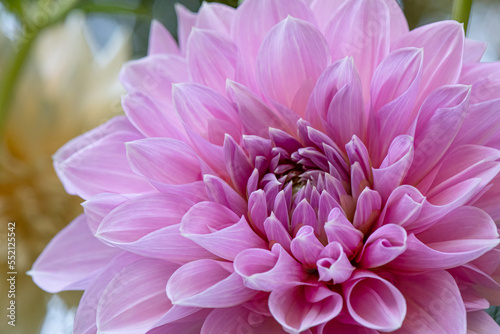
[393,271,466,334]
[82,192,132,234]
[392,21,465,109]
[195,2,234,36]
[343,270,406,332]
[148,20,179,55]
[256,16,331,116]
[201,306,286,334]
[126,138,203,186]
[167,259,258,307]
[175,4,197,55]
[204,174,247,217]
[227,80,292,137]
[96,259,179,334]
[232,0,315,90]
[120,54,189,110]
[463,38,486,63]
[269,281,343,333]
[406,85,471,185]
[187,28,237,95]
[466,310,500,334]
[180,201,267,260]
[454,98,500,147]
[122,92,186,140]
[29,215,120,293]
[73,253,143,334]
[95,193,214,262]
[53,116,154,199]
[324,0,391,100]
[388,206,499,272]
[368,48,423,161]
[173,82,241,146]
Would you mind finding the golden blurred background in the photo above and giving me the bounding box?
[0,0,499,333]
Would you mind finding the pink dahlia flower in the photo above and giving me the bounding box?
[31,0,500,333]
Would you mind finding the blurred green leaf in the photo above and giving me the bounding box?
[205,0,238,8]
[486,306,500,325]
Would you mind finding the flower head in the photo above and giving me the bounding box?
[31,1,500,333]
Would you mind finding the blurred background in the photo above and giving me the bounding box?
[0,0,499,333]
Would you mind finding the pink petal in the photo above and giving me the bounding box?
[321,320,379,334]
[256,16,331,116]
[227,80,291,137]
[310,0,346,32]
[352,187,382,234]
[269,282,343,332]
[389,206,499,272]
[406,85,471,185]
[291,199,318,234]
[343,270,406,331]
[204,174,247,217]
[463,38,487,63]
[232,0,316,90]
[187,28,237,95]
[122,92,186,140]
[372,135,414,201]
[324,0,391,100]
[317,242,355,284]
[426,145,500,202]
[148,20,179,55]
[305,57,365,147]
[368,48,423,161]
[149,309,210,334]
[173,82,241,146]
[234,243,306,291]
[82,193,133,234]
[73,253,143,334]
[201,306,286,334]
[53,116,154,199]
[223,134,253,196]
[264,213,293,252]
[392,271,466,334]
[392,20,464,109]
[454,98,500,147]
[29,215,120,293]
[460,63,500,103]
[291,225,324,268]
[248,189,268,235]
[174,4,197,55]
[119,54,189,110]
[376,185,425,231]
[126,138,203,186]
[195,2,234,36]
[466,310,500,334]
[324,208,364,258]
[357,224,407,268]
[474,174,500,221]
[167,259,258,307]
[180,201,267,260]
[94,194,214,262]
[96,259,179,334]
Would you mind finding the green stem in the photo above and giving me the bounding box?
[452,0,473,34]
[0,32,35,135]
[0,0,81,135]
